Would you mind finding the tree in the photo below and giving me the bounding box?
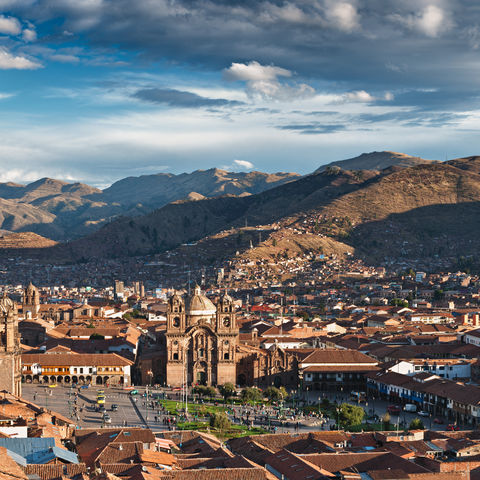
[265,386,283,403]
[206,386,217,398]
[209,412,231,431]
[89,333,105,340]
[409,418,424,430]
[382,412,391,429]
[338,403,364,427]
[219,383,236,401]
[241,387,263,404]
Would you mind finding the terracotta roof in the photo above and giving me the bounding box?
[0,446,28,480]
[22,352,132,366]
[22,463,87,480]
[303,365,379,372]
[300,349,378,366]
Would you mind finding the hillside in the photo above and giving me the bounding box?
[0,169,299,241]
[38,159,480,267]
[314,151,435,173]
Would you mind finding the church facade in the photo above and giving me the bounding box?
[165,287,238,387]
[0,294,22,396]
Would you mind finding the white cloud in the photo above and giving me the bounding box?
[391,5,450,38]
[0,48,42,69]
[233,159,254,169]
[22,27,37,42]
[416,5,446,37]
[224,61,291,83]
[50,53,80,63]
[224,60,314,101]
[325,1,359,32]
[0,15,21,35]
[331,90,394,104]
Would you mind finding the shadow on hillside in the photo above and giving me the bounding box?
[348,201,480,263]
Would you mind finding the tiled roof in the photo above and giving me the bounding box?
[0,446,28,480]
[22,463,87,480]
[22,352,132,366]
[300,349,378,366]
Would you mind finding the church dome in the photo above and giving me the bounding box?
[185,286,216,316]
[0,293,15,314]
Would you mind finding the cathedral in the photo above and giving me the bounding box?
[0,293,21,396]
[165,286,238,387]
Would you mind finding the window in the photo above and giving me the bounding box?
[199,348,204,358]
[173,353,179,360]
[224,352,230,360]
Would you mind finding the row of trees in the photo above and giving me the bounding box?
[192,384,288,404]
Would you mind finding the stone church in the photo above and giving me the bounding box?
[0,293,21,396]
[165,286,238,387]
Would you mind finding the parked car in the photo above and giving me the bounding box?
[130,390,138,395]
[103,414,112,424]
[111,404,119,411]
[447,424,460,431]
[404,404,417,412]
[387,405,401,415]
[433,418,443,424]
[418,410,430,417]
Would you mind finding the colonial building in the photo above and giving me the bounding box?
[22,352,132,386]
[0,293,22,396]
[165,287,238,387]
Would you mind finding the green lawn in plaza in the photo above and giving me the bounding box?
[176,420,268,439]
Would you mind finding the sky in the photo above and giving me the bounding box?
[0,0,480,187]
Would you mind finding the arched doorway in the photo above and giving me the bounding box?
[86,376,92,384]
[25,375,32,383]
[103,376,109,386]
[237,374,247,387]
[49,376,56,383]
[72,376,78,384]
[96,376,103,385]
[33,375,39,383]
[42,376,48,383]
[79,376,85,384]
[195,362,208,385]
[57,376,63,383]
[64,376,70,384]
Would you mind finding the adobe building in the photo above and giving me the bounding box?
[165,286,238,386]
[0,293,21,396]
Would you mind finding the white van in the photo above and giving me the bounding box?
[404,404,417,412]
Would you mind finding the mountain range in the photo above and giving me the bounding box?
[0,169,299,241]
[5,150,480,267]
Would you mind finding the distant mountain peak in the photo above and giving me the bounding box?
[315,151,436,173]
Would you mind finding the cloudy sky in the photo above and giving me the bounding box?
[0,0,479,186]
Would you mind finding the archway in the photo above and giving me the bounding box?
[237,374,247,387]
[33,375,39,383]
[64,376,71,384]
[42,376,48,383]
[274,376,282,388]
[86,376,92,384]
[103,376,109,386]
[96,376,103,385]
[72,376,78,384]
[57,376,63,383]
[49,376,56,383]
[79,376,85,384]
[25,375,32,383]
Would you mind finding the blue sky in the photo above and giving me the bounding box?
[1,0,480,187]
